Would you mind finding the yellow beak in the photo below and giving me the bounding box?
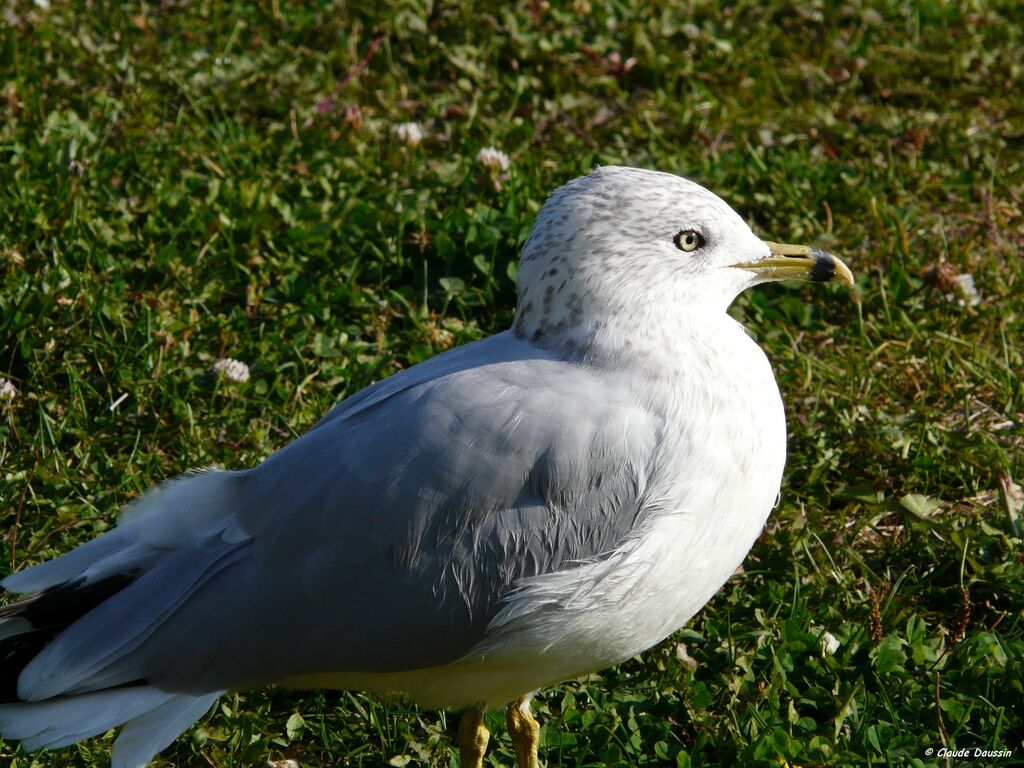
[730,241,854,285]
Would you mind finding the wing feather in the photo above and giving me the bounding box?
[5,332,662,695]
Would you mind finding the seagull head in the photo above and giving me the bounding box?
[513,166,853,354]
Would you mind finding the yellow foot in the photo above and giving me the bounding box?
[505,695,540,768]
[458,705,490,768]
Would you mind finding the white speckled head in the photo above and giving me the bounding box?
[513,167,771,356]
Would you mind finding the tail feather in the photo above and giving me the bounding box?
[0,468,243,765]
[0,686,171,749]
[0,468,250,703]
[0,686,222,767]
[1,533,132,595]
[2,469,247,596]
[18,542,247,701]
[112,690,222,768]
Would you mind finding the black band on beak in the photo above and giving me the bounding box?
[808,249,840,283]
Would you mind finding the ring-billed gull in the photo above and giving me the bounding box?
[0,166,853,767]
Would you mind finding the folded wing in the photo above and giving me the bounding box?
[2,330,661,711]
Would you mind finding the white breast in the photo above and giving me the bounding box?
[429,318,784,705]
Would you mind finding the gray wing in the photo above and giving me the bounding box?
[7,332,662,696]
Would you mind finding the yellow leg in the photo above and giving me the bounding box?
[458,705,490,768]
[505,695,540,768]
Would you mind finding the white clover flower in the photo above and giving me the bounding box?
[392,122,423,149]
[476,146,510,174]
[820,630,840,656]
[0,378,17,401]
[681,22,701,39]
[952,273,981,307]
[213,358,250,384]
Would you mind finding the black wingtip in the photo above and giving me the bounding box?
[0,571,140,702]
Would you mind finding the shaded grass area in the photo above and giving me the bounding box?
[1,0,1022,766]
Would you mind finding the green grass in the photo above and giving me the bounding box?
[1,0,1022,766]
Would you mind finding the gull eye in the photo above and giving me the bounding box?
[673,229,705,253]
